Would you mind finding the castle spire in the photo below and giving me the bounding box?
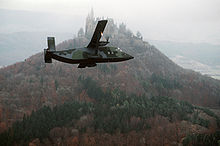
[90,8,94,19]
[85,8,95,38]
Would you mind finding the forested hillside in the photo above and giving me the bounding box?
[0,12,219,145]
[0,77,219,145]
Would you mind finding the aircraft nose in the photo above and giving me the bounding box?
[130,56,134,59]
[122,52,134,60]
[127,54,134,60]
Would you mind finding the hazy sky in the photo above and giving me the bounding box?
[1,0,220,44]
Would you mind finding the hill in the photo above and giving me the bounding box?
[0,8,84,67]
[0,32,73,66]
[148,40,220,80]
[1,87,219,145]
[148,40,220,66]
[0,15,219,145]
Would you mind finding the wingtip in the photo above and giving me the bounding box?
[99,20,108,23]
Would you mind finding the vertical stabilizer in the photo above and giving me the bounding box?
[47,37,56,51]
[44,37,56,63]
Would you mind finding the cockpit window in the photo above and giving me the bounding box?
[117,47,122,52]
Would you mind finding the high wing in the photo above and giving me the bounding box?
[87,20,108,49]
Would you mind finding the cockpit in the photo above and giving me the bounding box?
[117,47,123,52]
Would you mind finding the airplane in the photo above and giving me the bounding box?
[44,20,134,68]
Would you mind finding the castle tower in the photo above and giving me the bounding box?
[85,8,95,38]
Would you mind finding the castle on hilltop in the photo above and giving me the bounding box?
[80,9,142,40]
[84,9,119,39]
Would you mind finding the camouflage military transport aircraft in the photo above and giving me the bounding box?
[44,20,134,68]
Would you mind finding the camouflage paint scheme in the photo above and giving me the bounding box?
[44,20,134,68]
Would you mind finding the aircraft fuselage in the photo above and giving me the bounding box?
[44,20,134,68]
[44,46,133,67]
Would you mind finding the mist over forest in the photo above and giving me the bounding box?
[1,8,220,80]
